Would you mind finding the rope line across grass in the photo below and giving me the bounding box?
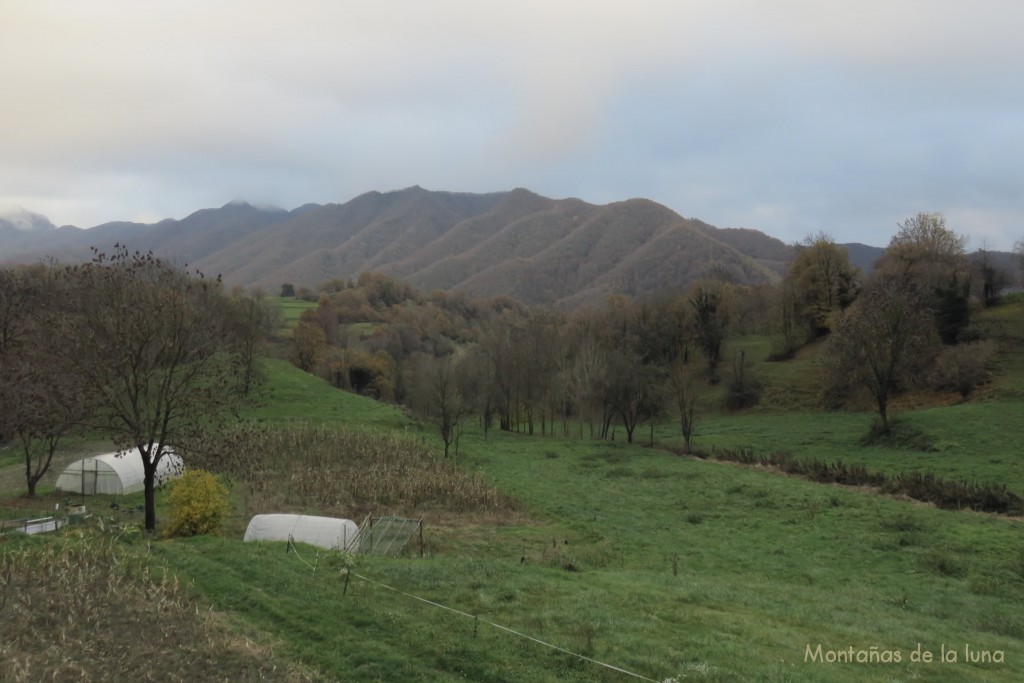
[350,571,662,682]
[284,538,662,681]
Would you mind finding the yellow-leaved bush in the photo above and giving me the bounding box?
[165,469,230,537]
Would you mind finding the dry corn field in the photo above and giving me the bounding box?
[207,425,518,523]
[0,532,313,682]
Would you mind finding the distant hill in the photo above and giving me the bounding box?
[843,242,885,273]
[189,186,792,306]
[8,187,1003,307]
[1,188,796,307]
[0,208,57,233]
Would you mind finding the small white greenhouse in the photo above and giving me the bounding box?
[243,514,359,550]
[55,449,183,496]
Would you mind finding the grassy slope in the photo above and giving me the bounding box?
[267,296,318,328]
[687,299,1024,490]
[155,354,1024,682]
[244,358,410,429]
[160,421,1024,682]
[688,402,1024,491]
[5,299,1023,681]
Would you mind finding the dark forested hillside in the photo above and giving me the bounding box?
[2,187,801,307]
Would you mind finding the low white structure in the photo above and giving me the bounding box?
[55,449,183,496]
[243,514,359,550]
[1,516,67,535]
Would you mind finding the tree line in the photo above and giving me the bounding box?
[288,213,1021,454]
[2,214,1014,525]
[0,248,272,529]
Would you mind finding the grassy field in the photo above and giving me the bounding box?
[684,402,1024,492]
[267,296,318,328]
[243,357,411,428]
[143,425,1024,682]
[3,300,1023,681]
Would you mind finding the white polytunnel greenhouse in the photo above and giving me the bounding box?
[243,514,359,551]
[55,449,184,496]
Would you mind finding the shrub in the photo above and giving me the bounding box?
[724,350,762,411]
[860,419,937,452]
[766,336,799,362]
[919,549,967,578]
[165,469,230,537]
[710,446,1022,515]
[927,340,996,398]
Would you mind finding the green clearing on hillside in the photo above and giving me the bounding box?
[267,296,318,329]
[243,358,411,429]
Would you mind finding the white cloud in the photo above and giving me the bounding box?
[1,1,1021,248]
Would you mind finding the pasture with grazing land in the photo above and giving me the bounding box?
[1,300,1023,681]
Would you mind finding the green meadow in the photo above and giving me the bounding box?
[156,391,1024,682]
[2,301,1023,681]
[267,295,318,329]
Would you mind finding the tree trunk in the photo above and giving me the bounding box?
[140,448,160,531]
[24,453,35,497]
[144,473,156,531]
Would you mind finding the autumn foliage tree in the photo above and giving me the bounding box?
[877,213,972,344]
[165,469,231,537]
[290,320,327,373]
[782,233,859,343]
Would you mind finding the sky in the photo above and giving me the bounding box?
[2,1,1022,250]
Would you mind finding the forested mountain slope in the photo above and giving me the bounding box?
[0,187,867,306]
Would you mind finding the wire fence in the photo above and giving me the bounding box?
[350,515,422,556]
[283,539,664,682]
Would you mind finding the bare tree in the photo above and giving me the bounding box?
[668,353,700,454]
[410,354,470,459]
[825,277,937,433]
[1014,238,1024,285]
[228,291,279,394]
[0,266,92,495]
[690,282,728,381]
[970,246,1013,308]
[888,212,968,257]
[600,349,665,444]
[564,330,607,439]
[58,248,252,530]
[454,346,497,438]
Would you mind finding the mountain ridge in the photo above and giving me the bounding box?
[1,188,888,307]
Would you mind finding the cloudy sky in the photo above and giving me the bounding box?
[2,1,1022,249]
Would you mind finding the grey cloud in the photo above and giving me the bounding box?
[1,1,1022,249]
